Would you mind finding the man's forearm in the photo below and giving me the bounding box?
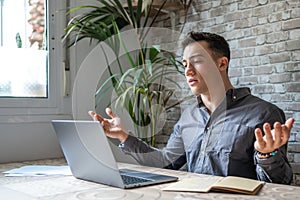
[255,149,293,184]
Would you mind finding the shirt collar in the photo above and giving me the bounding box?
[196,87,251,107]
[227,87,251,102]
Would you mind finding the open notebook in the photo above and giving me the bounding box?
[51,120,178,189]
[163,176,265,195]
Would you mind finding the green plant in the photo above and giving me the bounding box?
[97,25,185,145]
[16,33,22,48]
[63,0,192,146]
[63,0,168,47]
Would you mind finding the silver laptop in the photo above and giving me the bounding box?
[51,120,178,189]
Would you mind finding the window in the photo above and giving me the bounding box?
[0,1,71,163]
[0,0,47,98]
[0,0,67,115]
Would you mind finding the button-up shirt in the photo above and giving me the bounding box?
[120,88,293,184]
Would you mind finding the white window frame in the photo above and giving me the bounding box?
[0,0,69,122]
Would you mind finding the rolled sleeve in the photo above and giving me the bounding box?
[118,123,186,169]
[254,148,293,184]
[119,134,158,155]
[118,134,171,168]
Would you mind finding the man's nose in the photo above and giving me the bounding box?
[185,61,195,76]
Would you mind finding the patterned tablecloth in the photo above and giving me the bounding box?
[0,158,299,200]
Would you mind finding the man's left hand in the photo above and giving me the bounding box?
[254,118,294,153]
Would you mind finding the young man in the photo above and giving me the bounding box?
[89,32,294,184]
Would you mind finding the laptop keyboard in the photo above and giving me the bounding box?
[121,175,152,185]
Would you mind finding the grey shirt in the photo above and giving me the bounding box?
[119,88,293,184]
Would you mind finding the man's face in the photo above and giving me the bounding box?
[182,41,219,95]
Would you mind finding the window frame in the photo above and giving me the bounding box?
[0,0,68,119]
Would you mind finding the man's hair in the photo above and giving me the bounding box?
[182,32,231,63]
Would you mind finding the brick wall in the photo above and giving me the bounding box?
[156,0,300,186]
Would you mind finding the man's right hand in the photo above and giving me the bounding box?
[88,108,129,143]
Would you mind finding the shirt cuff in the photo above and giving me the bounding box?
[118,134,137,152]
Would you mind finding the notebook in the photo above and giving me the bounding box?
[51,120,178,189]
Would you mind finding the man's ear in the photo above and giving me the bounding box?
[218,57,229,72]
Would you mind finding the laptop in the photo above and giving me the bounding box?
[51,120,178,189]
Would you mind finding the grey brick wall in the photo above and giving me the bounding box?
[157,0,300,186]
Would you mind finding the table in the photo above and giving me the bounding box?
[0,158,299,200]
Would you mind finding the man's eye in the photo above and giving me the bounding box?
[191,60,203,65]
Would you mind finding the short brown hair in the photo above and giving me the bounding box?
[182,32,231,63]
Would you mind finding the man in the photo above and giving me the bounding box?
[89,32,294,184]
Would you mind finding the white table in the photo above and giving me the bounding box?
[0,158,299,199]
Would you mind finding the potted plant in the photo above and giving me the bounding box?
[63,0,192,146]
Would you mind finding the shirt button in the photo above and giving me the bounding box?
[233,96,237,100]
